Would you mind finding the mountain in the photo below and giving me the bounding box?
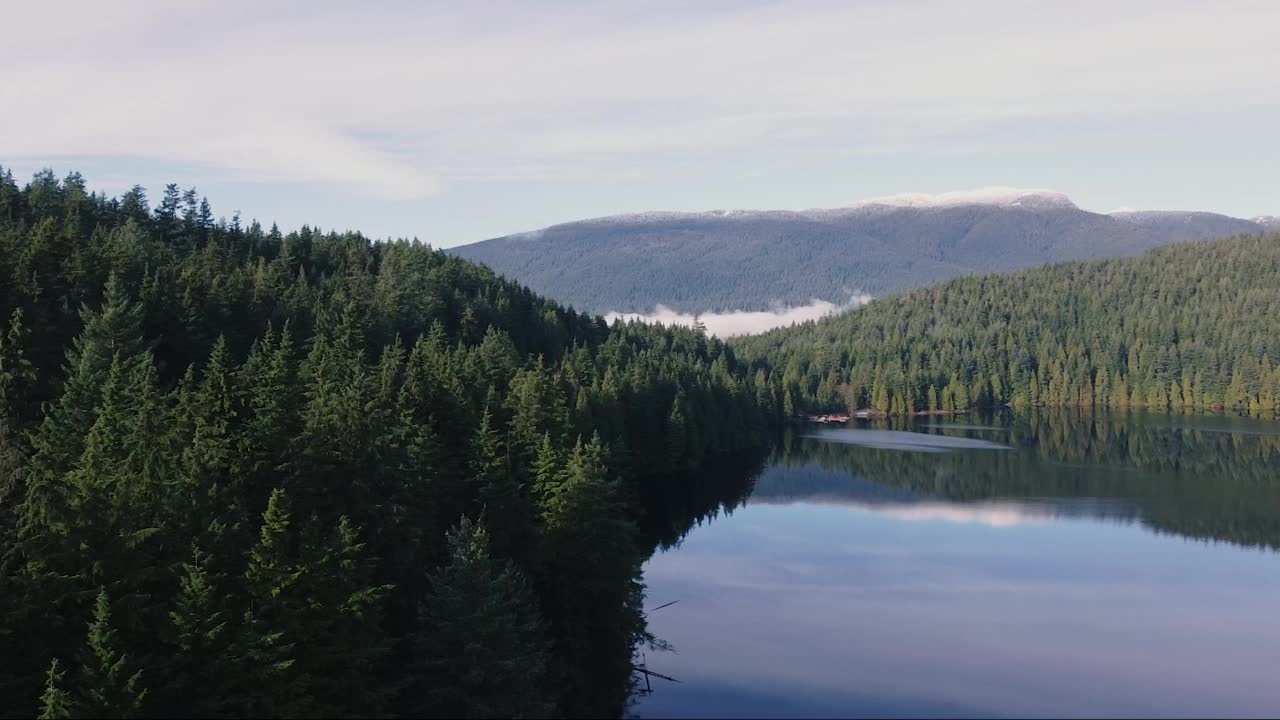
[733,233,1280,418]
[1106,209,1267,242]
[451,189,1269,314]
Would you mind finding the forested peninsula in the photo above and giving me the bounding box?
[0,169,777,718]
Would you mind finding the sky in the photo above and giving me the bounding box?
[4,0,1279,248]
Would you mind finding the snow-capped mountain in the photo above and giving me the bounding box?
[451,190,1272,314]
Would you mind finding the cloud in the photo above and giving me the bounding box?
[3,1,1278,201]
[604,294,873,337]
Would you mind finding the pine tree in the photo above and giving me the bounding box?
[871,372,889,413]
[0,308,36,421]
[237,324,299,518]
[411,516,551,718]
[1225,369,1247,415]
[76,589,147,718]
[21,275,146,539]
[38,659,73,720]
[954,375,971,411]
[538,436,641,716]
[531,433,563,513]
[236,488,310,717]
[666,390,689,470]
[506,360,570,463]
[302,515,393,716]
[471,400,536,567]
[1111,374,1129,408]
[179,336,246,575]
[162,546,230,717]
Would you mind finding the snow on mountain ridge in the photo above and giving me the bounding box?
[573,208,803,227]
[850,187,1076,210]
[557,187,1078,229]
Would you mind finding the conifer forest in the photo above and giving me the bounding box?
[0,169,776,718]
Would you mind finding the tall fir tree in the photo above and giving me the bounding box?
[412,516,552,719]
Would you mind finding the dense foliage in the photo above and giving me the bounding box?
[452,203,1265,313]
[0,168,777,718]
[736,234,1280,418]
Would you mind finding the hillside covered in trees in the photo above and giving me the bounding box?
[0,168,779,718]
[734,234,1280,418]
[451,194,1268,313]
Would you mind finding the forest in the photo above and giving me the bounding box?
[0,168,780,718]
[735,234,1280,418]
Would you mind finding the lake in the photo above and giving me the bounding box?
[633,412,1280,718]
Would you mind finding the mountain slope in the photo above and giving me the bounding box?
[452,191,1269,314]
[1107,210,1265,242]
[732,233,1280,417]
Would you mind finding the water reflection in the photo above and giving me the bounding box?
[783,411,1280,551]
[801,428,1012,453]
[634,411,1280,718]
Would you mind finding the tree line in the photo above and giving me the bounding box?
[735,234,1280,418]
[0,168,778,718]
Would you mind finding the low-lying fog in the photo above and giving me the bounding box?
[604,294,872,337]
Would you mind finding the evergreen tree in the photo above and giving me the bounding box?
[161,546,230,717]
[301,515,393,716]
[471,400,535,566]
[235,488,310,717]
[75,589,147,718]
[0,309,36,421]
[665,389,689,469]
[412,516,552,719]
[531,433,563,512]
[538,436,642,716]
[37,659,73,720]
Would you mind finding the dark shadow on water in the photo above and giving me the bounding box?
[634,678,1003,719]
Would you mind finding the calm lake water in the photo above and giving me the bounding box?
[633,412,1280,718]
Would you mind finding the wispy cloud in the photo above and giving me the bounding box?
[4,0,1278,203]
